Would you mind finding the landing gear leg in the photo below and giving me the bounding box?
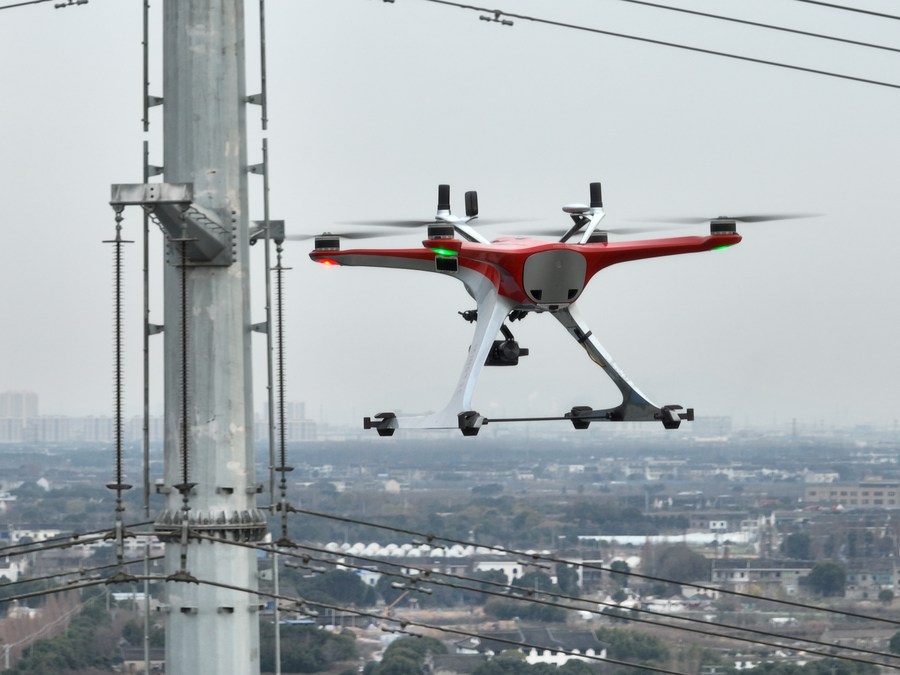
[554,306,693,429]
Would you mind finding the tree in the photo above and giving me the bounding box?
[781,532,812,560]
[647,545,710,593]
[806,561,846,597]
[259,623,358,673]
[556,563,579,596]
[890,631,900,655]
[372,636,446,675]
[292,569,378,608]
[594,627,669,663]
[608,560,630,587]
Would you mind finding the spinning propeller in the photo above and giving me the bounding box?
[646,213,819,224]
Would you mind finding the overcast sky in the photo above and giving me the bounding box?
[2,0,900,434]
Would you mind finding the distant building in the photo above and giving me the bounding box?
[254,401,317,442]
[0,390,38,442]
[844,560,898,600]
[711,559,812,595]
[0,391,38,420]
[804,480,900,509]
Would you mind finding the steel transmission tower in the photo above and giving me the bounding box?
[151,1,264,673]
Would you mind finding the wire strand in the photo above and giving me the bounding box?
[409,0,900,91]
[788,0,900,21]
[611,0,900,54]
[288,506,900,627]
[193,533,900,668]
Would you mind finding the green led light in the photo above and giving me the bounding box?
[712,243,736,251]
[431,248,458,257]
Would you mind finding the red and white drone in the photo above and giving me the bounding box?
[308,182,747,436]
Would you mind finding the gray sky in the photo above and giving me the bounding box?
[2,0,900,432]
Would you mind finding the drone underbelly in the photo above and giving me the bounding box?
[522,249,587,306]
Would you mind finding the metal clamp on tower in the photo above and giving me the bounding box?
[110,182,235,266]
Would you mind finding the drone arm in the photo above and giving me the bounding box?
[310,248,438,273]
[554,305,684,424]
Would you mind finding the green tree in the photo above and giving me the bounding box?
[889,631,900,655]
[8,597,114,675]
[806,561,846,597]
[781,532,812,560]
[372,636,446,675]
[556,563,580,596]
[608,560,630,587]
[292,569,378,608]
[647,545,710,593]
[259,623,358,673]
[595,627,669,663]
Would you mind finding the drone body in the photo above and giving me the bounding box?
[309,183,742,436]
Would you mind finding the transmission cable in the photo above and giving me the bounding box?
[0,521,154,558]
[193,532,900,668]
[287,543,900,666]
[139,571,900,674]
[288,506,900,627]
[0,578,109,605]
[402,0,900,91]
[788,0,900,21]
[611,0,900,54]
[0,555,163,591]
[0,0,85,9]
[149,573,707,675]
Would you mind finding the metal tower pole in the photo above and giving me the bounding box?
[157,2,264,674]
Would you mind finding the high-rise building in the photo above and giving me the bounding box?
[0,391,38,421]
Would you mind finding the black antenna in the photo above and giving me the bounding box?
[465,190,478,217]
[437,184,451,212]
[590,182,603,208]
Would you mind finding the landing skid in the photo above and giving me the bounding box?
[362,282,695,437]
[363,404,694,437]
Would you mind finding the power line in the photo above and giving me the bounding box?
[126,569,900,674]
[0,555,163,590]
[0,522,154,559]
[288,506,900,627]
[404,0,900,91]
[788,0,900,21]
[174,574,706,675]
[211,533,900,668]
[7,524,896,670]
[262,538,900,668]
[611,0,900,54]
[0,0,53,8]
[0,578,108,605]
[6,549,897,672]
[0,0,86,9]
[5,569,683,675]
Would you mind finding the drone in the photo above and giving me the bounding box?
[308,182,746,436]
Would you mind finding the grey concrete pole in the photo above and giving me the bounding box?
[157,2,264,674]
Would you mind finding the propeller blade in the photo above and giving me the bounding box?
[285,230,405,241]
[338,219,439,228]
[522,225,663,237]
[339,217,534,228]
[637,213,820,225]
[725,213,820,223]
